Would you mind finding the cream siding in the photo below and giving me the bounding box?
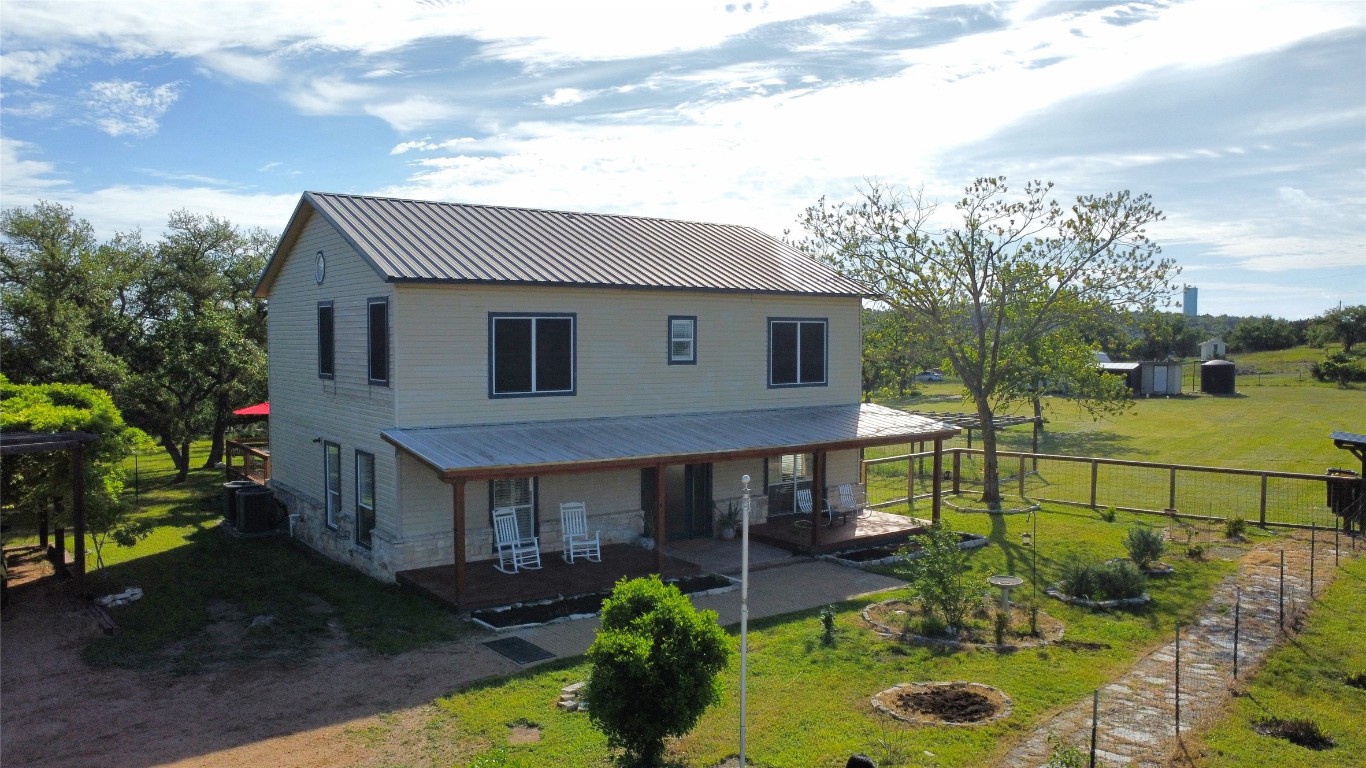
[392,283,861,427]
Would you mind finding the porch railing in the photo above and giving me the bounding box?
[226,439,271,484]
[863,447,1347,530]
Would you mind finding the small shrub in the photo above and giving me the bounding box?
[1098,506,1117,523]
[1095,560,1147,600]
[919,612,948,639]
[819,605,836,647]
[1344,670,1366,690]
[1057,560,1101,601]
[1253,717,1336,750]
[993,609,1009,645]
[1123,525,1165,570]
[900,523,979,632]
[1043,734,1087,768]
[584,575,731,766]
[1224,516,1248,539]
[1187,544,1205,560]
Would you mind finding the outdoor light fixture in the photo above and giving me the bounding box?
[1021,532,1032,547]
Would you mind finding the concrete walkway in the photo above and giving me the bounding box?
[507,558,907,659]
[997,531,1357,767]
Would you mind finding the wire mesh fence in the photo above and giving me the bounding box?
[861,447,1353,531]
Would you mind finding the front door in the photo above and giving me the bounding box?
[643,464,713,540]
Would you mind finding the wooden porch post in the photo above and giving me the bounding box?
[655,463,667,574]
[73,445,87,597]
[931,438,943,525]
[451,479,467,606]
[811,450,825,549]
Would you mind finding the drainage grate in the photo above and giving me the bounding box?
[483,636,556,664]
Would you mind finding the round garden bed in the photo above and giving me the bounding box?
[862,598,1064,650]
[871,681,1012,726]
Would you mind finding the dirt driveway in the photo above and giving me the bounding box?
[1,549,521,768]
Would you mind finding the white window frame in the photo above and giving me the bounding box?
[355,450,376,549]
[768,317,828,387]
[489,313,576,397]
[323,441,341,529]
[491,477,537,540]
[668,315,696,365]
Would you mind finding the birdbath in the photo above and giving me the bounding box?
[987,574,1025,613]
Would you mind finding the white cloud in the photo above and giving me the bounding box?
[541,88,587,107]
[0,48,75,85]
[0,137,69,199]
[364,96,460,132]
[84,79,182,138]
[390,137,477,155]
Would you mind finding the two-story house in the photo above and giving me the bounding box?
[254,192,956,606]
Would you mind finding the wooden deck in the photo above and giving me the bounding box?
[751,508,931,555]
[396,544,703,612]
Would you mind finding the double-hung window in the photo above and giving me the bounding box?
[367,298,389,386]
[491,477,537,543]
[768,318,827,387]
[668,316,696,365]
[323,441,341,529]
[489,314,575,397]
[355,451,376,549]
[317,302,335,379]
[765,453,812,516]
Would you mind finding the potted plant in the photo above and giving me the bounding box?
[717,503,743,540]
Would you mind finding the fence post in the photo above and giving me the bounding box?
[1259,474,1268,526]
[1090,688,1099,768]
[1019,455,1027,497]
[1278,550,1285,630]
[952,451,961,495]
[1090,461,1099,509]
[1335,523,1340,567]
[1233,586,1240,680]
[1168,467,1178,512]
[1310,520,1316,599]
[1175,623,1181,739]
[908,454,914,508]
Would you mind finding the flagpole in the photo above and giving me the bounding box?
[739,475,751,767]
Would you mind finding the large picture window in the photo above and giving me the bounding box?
[668,316,696,365]
[318,302,335,379]
[490,314,575,396]
[367,298,389,386]
[768,318,827,387]
[323,441,341,529]
[355,451,375,549]
[765,453,812,516]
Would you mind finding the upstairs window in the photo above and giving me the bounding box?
[317,302,335,379]
[769,318,827,387]
[368,298,389,386]
[490,314,575,397]
[668,316,696,365]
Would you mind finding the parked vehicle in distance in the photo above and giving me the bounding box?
[914,370,945,382]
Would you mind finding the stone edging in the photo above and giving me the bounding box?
[861,598,1065,651]
[871,681,1013,726]
[819,533,989,569]
[1044,586,1151,609]
[468,579,739,633]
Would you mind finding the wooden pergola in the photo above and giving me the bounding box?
[899,411,1042,450]
[0,430,99,596]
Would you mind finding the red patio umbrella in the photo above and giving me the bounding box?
[232,402,269,417]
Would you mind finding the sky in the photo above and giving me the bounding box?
[2,0,1363,320]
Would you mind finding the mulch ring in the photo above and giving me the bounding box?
[469,573,733,630]
[872,681,1012,726]
[862,598,1064,650]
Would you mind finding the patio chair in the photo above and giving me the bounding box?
[837,483,870,520]
[797,487,846,527]
[559,501,602,564]
[493,507,542,574]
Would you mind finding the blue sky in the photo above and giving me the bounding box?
[2,0,1362,319]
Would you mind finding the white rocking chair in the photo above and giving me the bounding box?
[797,487,846,527]
[493,507,542,574]
[837,483,869,520]
[559,502,602,564]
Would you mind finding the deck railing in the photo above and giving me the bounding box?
[863,447,1350,530]
[226,439,271,484]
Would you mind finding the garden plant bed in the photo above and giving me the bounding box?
[871,681,1012,725]
[862,598,1065,650]
[469,573,734,630]
[820,532,988,568]
[1044,586,1151,610]
[1106,557,1175,576]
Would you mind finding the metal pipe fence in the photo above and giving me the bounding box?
[861,447,1349,530]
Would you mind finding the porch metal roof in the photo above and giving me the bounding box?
[382,403,958,480]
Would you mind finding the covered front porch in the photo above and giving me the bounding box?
[383,403,957,610]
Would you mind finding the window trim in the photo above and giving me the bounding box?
[488,313,577,398]
[323,441,341,530]
[355,450,376,549]
[367,297,390,387]
[767,317,828,388]
[668,315,697,365]
[317,301,335,380]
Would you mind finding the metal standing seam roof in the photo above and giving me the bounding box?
[382,403,959,479]
[256,191,870,297]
